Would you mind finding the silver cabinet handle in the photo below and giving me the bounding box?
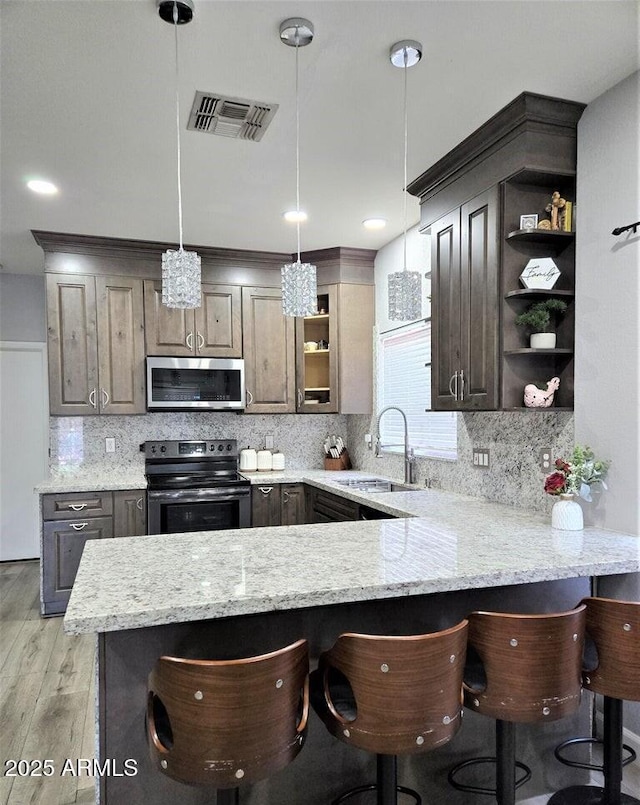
[282,490,290,503]
[246,389,254,406]
[448,372,459,401]
[258,487,273,495]
[70,522,88,530]
[459,369,465,402]
[69,503,87,511]
[197,332,205,351]
[186,331,193,350]
[136,497,144,511]
[101,387,110,408]
[89,388,97,408]
[297,389,304,407]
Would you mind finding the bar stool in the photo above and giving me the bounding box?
[548,597,640,805]
[310,620,469,805]
[448,606,586,805]
[146,638,309,804]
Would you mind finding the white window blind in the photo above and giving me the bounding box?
[378,320,457,460]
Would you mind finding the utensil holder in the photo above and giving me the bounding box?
[324,450,351,471]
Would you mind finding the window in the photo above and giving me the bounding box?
[377,320,457,460]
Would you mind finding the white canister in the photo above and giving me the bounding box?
[257,449,273,472]
[271,452,285,471]
[239,447,258,472]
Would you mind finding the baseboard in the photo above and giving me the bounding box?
[596,711,640,797]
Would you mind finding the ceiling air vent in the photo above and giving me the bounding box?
[187,91,278,142]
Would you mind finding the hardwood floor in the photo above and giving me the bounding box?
[0,561,95,805]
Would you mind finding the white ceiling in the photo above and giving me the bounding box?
[1,0,638,275]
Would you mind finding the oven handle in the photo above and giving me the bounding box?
[147,488,251,502]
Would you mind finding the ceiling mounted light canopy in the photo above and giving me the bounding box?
[279,17,317,318]
[158,0,201,309]
[388,39,423,322]
[363,217,387,230]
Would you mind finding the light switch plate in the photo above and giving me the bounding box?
[472,448,490,469]
[265,434,274,449]
[105,437,115,454]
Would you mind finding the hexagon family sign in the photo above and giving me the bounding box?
[519,257,560,289]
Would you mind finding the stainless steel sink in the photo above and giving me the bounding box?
[335,478,415,493]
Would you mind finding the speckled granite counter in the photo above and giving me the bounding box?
[35,467,147,493]
[65,481,639,634]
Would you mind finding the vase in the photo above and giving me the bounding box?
[530,332,556,349]
[551,494,584,530]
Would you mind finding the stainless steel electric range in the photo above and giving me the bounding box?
[143,439,251,535]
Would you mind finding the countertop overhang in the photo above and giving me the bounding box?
[64,474,640,635]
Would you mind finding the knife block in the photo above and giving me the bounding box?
[324,450,351,471]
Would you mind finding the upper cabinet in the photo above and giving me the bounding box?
[409,92,585,412]
[144,281,241,357]
[46,274,145,416]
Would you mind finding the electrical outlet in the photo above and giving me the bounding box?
[105,437,115,454]
[472,448,490,469]
[265,434,274,449]
[539,447,553,472]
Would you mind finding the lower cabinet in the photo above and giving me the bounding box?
[41,489,146,616]
[251,484,306,527]
[305,487,360,523]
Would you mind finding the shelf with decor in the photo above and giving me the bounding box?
[501,169,577,410]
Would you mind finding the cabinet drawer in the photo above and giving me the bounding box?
[42,492,113,520]
[310,489,359,522]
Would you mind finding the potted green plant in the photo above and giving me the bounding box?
[515,298,568,348]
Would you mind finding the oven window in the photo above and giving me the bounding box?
[151,368,241,402]
[162,501,240,533]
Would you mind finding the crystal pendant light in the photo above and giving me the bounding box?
[279,18,317,318]
[388,40,423,321]
[158,0,201,309]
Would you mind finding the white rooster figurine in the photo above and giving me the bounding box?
[524,376,560,408]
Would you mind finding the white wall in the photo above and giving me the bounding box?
[575,70,639,538]
[0,274,46,342]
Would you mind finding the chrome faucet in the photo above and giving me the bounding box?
[373,405,415,484]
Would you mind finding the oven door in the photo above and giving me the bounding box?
[147,487,251,535]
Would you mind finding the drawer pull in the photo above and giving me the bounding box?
[258,487,273,495]
[136,497,144,510]
[69,503,87,511]
[70,522,89,530]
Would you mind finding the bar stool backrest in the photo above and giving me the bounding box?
[464,606,586,724]
[582,597,640,702]
[316,620,468,755]
[147,638,309,787]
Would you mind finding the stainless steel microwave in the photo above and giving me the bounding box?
[146,357,245,411]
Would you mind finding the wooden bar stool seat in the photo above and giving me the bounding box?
[548,597,640,805]
[147,638,309,804]
[448,606,586,805]
[310,620,469,805]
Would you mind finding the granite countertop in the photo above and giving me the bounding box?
[65,477,640,635]
[35,467,147,494]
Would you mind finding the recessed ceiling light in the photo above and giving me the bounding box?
[363,218,387,230]
[27,179,58,195]
[283,210,308,223]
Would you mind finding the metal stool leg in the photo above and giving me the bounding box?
[217,788,239,805]
[332,754,421,805]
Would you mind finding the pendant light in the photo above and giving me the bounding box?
[158,0,201,309]
[279,18,317,318]
[388,40,423,321]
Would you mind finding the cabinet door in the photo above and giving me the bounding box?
[459,187,500,409]
[194,284,242,357]
[242,287,295,413]
[46,275,99,416]
[113,490,146,537]
[42,516,113,614]
[280,484,306,525]
[307,488,359,523]
[143,280,194,356]
[96,277,146,414]
[430,210,462,410]
[251,485,281,527]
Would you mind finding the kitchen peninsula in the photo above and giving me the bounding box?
[65,477,639,804]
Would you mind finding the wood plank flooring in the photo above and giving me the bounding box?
[0,561,95,805]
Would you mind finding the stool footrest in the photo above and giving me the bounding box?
[332,783,421,805]
[547,784,640,805]
[448,756,531,796]
[555,736,637,771]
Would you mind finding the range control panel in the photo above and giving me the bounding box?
[142,440,238,459]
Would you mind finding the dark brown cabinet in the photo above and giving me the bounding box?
[306,487,359,523]
[41,489,146,616]
[430,187,500,410]
[251,484,306,527]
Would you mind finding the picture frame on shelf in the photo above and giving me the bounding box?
[519,214,538,230]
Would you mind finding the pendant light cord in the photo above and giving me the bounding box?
[173,2,185,252]
[295,32,301,263]
[402,47,408,273]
